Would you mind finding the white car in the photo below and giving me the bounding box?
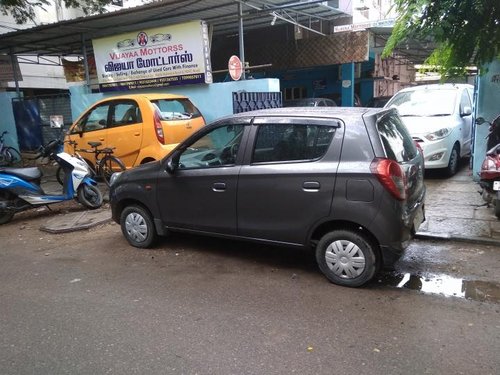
[385,84,474,176]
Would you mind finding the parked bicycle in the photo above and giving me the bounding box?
[56,140,125,186]
[0,131,23,167]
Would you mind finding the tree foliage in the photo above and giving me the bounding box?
[0,0,114,24]
[382,0,500,76]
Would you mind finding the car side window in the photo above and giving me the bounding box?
[111,101,141,127]
[71,104,110,134]
[252,124,335,163]
[178,124,245,170]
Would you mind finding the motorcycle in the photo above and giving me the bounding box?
[0,139,103,224]
[477,115,500,218]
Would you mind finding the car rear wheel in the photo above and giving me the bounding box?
[120,205,157,248]
[315,229,377,287]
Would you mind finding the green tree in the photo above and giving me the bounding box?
[0,0,114,24]
[382,0,500,76]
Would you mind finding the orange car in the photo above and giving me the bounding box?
[65,93,206,168]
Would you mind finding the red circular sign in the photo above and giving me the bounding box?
[228,55,243,81]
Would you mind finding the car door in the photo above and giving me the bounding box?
[107,99,143,167]
[237,117,340,245]
[156,120,250,234]
[66,102,110,164]
[459,88,473,155]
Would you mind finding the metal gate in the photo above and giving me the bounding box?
[232,91,282,114]
[12,93,72,151]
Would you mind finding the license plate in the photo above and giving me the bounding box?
[494,181,500,191]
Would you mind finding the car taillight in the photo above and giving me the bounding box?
[370,158,407,201]
[415,141,423,155]
[153,110,165,144]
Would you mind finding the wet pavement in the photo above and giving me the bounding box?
[416,163,500,245]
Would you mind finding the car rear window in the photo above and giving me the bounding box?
[377,113,418,162]
[151,99,202,120]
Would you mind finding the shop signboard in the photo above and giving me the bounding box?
[92,20,212,92]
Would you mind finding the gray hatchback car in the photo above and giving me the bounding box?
[110,107,426,287]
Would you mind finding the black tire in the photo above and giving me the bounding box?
[0,192,14,224]
[56,166,65,185]
[120,205,157,248]
[8,147,22,167]
[445,144,460,177]
[315,229,378,287]
[100,155,126,186]
[77,184,103,209]
[1,147,22,167]
[495,193,500,219]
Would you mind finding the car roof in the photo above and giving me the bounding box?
[98,93,189,102]
[227,106,390,122]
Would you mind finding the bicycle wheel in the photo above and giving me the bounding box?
[100,155,126,186]
[5,147,22,167]
[0,150,9,166]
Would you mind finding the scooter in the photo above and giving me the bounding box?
[0,139,103,224]
[477,115,500,218]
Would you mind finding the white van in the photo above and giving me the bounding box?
[385,84,474,176]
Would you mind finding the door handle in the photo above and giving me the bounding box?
[134,132,140,136]
[212,182,226,192]
[303,181,320,192]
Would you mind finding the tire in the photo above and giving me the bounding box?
[445,144,460,177]
[100,155,126,186]
[495,193,500,219]
[77,184,103,209]
[0,192,14,224]
[7,147,22,167]
[120,205,157,248]
[315,229,378,287]
[1,147,22,167]
[56,166,65,185]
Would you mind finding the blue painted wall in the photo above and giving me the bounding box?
[0,92,20,149]
[472,60,500,179]
[70,79,280,124]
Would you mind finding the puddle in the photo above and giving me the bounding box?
[376,273,500,304]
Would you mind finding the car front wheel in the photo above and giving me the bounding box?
[120,205,157,248]
[315,230,377,287]
[445,144,460,177]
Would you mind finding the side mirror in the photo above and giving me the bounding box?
[165,158,178,174]
[475,117,486,125]
[461,106,472,117]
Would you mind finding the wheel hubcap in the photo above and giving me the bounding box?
[125,212,148,242]
[324,240,366,279]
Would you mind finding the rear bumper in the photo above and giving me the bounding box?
[377,189,426,267]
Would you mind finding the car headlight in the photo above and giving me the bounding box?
[424,128,451,141]
[109,171,123,186]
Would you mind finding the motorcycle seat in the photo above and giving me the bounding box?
[0,167,42,181]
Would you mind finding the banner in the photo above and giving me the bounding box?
[92,20,212,92]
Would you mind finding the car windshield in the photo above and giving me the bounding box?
[151,99,201,120]
[386,89,457,117]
